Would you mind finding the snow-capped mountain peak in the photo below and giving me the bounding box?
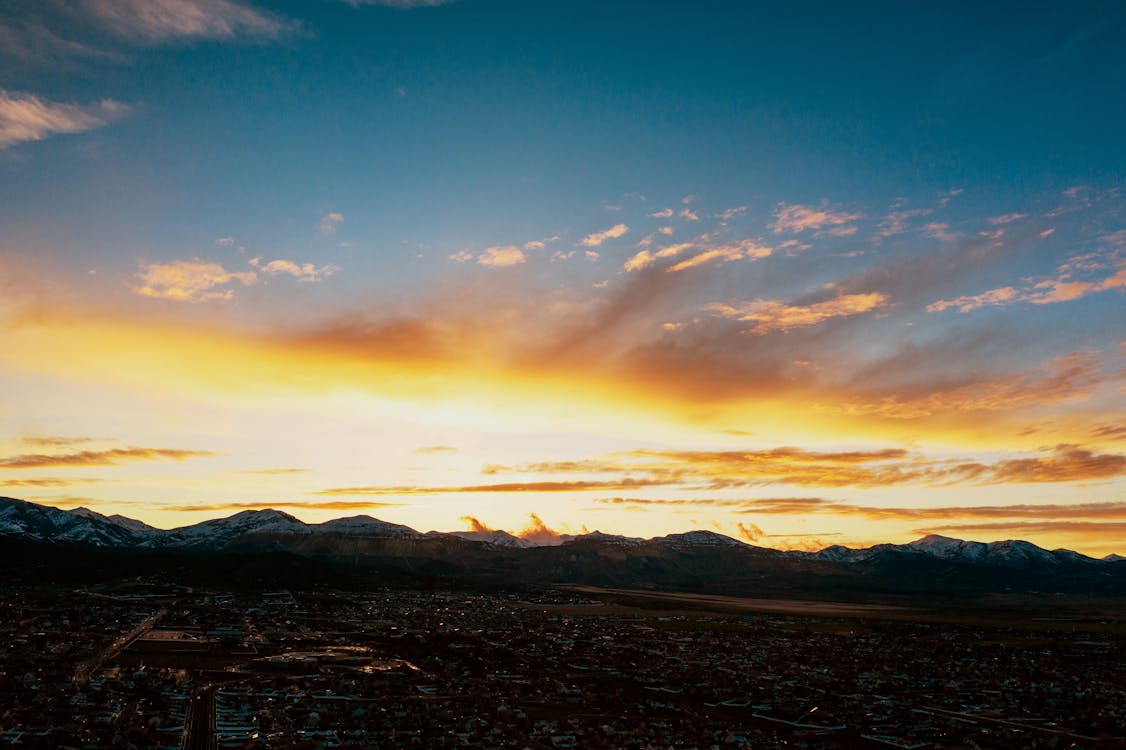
[316,515,420,537]
[657,530,747,548]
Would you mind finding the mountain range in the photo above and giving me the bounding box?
[3,496,1123,598]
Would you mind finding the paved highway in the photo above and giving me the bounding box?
[180,686,216,750]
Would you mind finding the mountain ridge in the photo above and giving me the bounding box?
[0,496,1118,562]
[3,496,1123,598]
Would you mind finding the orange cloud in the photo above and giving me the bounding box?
[518,513,563,543]
[413,445,458,455]
[502,443,1126,491]
[705,292,888,334]
[835,351,1103,419]
[926,286,1020,313]
[597,496,1126,524]
[0,477,107,487]
[580,224,629,247]
[132,258,257,302]
[928,255,1126,313]
[736,521,765,542]
[171,500,405,512]
[989,445,1126,483]
[460,515,492,532]
[1092,424,1126,441]
[667,240,771,272]
[3,237,1117,453]
[0,447,215,469]
[622,249,657,271]
[20,436,103,448]
[314,478,667,496]
[915,520,1126,538]
[771,203,861,235]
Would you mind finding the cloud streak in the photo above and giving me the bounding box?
[172,500,406,512]
[319,212,344,235]
[0,447,215,469]
[82,0,295,42]
[835,351,1103,419]
[0,89,130,150]
[928,256,1126,313]
[314,478,666,496]
[771,203,860,236]
[580,224,628,247]
[493,443,1126,491]
[0,477,107,487]
[705,292,888,334]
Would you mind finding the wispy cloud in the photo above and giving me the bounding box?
[314,478,665,496]
[20,436,103,448]
[0,11,111,65]
[928,251,1126,313]
[737,521,765,542]
[0,477,107,487]
[343,0,455,7]
[987,212,1028,225]
[597,496,1126,525]
[518,513,567,543]
[82,0,296,42]
[0,89,130,150]
[914,520,1126,539]
[0,447,214,469]
[173,500,406,512]
[922,222,958,241]
[667,240,771,272]
[413,445,457,455]
[490,443,1126,491]
[622,242,695,272]
[875,205,932,239]
[835,351,1104,419]
[705,292,888,334]
[580,224,629,247]
[770,202,861,236]
[318,212,344,235]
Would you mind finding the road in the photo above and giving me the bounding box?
[73,608,167,686]
[181,686,216,750]
[917,706,1099,743]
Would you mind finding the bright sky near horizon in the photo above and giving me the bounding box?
[1,0,1125,556]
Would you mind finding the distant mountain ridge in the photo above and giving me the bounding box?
[2,496,1123,597]
[0,496,1118,562]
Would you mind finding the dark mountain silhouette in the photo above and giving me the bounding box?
[2,496,1123,598]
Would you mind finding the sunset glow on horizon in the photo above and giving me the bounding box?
[2,1,1124,556]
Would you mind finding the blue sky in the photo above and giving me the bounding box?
[1,1,1124,554]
